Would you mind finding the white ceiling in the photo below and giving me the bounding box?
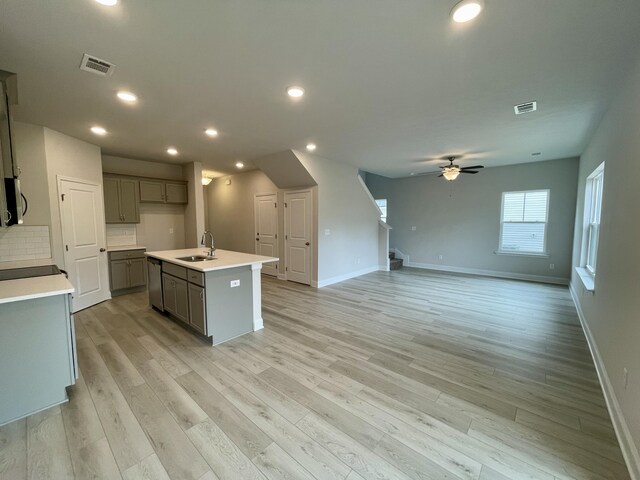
[1,0,639,178]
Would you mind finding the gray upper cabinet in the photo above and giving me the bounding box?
[166,183,188,204]
[104,175,140,224]
[139,180,166,203]
[140,179,188,204]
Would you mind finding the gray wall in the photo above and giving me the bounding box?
[44,128,105,268]
[571,49,640,469]
[366,158,579,282]
[205,169,279,257]
[296,151,380,285]
[101,155,188,251]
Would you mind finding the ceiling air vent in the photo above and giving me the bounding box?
[514,101,537,115]
[79,54,115,76]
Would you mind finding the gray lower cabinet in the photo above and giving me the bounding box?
[109,249,147,294]
[188,283,206,334]
[162,273,189,324]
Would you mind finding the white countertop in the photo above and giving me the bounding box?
[0,274,74,305]
[107,245,146,252]
[145,248,278,272]
[0,258,55,271]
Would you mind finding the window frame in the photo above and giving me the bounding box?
[582,163,605,277]
[375,198,387,223]
[498,189,550,256]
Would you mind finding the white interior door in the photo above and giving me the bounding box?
[59,179,110,312]
[254,193,278,276]
[285,190,312,285]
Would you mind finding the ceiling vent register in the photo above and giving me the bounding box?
[79,54,115,76]
[514,101,537,115]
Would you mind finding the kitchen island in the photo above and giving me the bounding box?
[145,248,278,345]
[0,265,76,426]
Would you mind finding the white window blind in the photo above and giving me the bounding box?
[499,190,549,254]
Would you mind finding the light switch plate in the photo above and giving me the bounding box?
[324,229,331,236]
[230,279,240,288]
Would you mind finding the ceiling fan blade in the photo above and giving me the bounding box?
[460,165,484,170]
[438,174,444,177]
[461,170,479,174]
[438,166,447,169]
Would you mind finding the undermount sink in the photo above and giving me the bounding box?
[176,255,216,262]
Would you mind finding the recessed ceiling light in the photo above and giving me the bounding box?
[235,162,245,169]
[116,91,138,103]
[451,0,484,23]
[96,0,118,5]
[205,128,218,137]
[287,86,305,98]
[167,148,178,156]
[90,126,107,136]
[306,143,317,152]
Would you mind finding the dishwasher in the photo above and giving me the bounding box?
[147,257,164,311]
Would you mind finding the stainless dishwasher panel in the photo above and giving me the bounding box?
[147,257,163,311]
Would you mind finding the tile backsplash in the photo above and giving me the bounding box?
[0,225,51,262]
[106,224,137,247]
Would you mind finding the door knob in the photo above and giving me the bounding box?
[256,238,259,241]
[99,248,106,252]
[305,242,310,246]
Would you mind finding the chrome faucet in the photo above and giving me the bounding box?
[201,231,215,257]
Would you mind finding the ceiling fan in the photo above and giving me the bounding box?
[438,156,484,181]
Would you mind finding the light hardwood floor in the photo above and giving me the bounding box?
[0,268,631,480]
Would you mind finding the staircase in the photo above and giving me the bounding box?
[389,251,403,270]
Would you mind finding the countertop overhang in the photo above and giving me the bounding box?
[145,248,278,272]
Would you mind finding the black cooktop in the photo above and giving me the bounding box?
[0,265,62,281]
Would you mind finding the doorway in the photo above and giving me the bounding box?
[284,189,312,285]
[254,193,278,277]
[58,177,110,312]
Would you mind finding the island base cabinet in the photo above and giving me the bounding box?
[162,273,189,324]
[188,283,207,335]
[0,295,76,426]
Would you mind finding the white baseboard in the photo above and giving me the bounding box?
[404,261,569,285]
[569,283,640,480]
[379,265,390,272]
[317,266,379,288]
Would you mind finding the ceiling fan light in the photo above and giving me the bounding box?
[443,168,460,181]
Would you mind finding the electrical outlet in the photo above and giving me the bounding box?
[411,226,417,231]
[324,229,331,236]
[438,254,443,261]
[549,263,555,270]
[169,227,174,234]
[230,280,240,288]
[623,368,629,389]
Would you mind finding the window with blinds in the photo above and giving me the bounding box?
[499,190,549,254]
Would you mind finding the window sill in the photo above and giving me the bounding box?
[575,267,595,292]
[494,251,550,258]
